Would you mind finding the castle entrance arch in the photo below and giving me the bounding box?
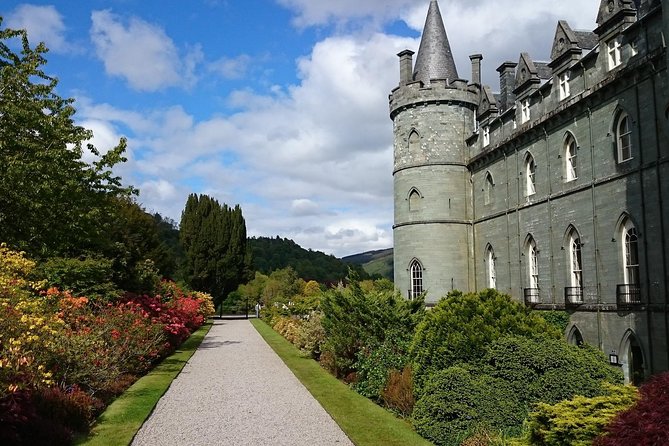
[620,330,645,385]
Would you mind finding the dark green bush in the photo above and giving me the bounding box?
[410,289,559,392]
[483,336,623,405]
[538,310,570,333]
[412,366,525,446]
[36,256,120,301]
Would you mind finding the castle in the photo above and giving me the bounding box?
[391,0,669,384]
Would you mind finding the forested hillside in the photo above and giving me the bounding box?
[248,236,368,283]
[342,248,393,280]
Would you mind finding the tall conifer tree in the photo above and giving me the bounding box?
[179,194,250,308]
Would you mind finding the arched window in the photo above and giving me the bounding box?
[527,236,539,290]
[525,153,536,197]
[621,330,645,385]
[564,134,578,181]
[615,112,632,162]
[409,188,421,212]
[621,219,639,285]
[486,245,496,289]
[568,227,583,289]
[484,172,494,205]
[409,259,423,300]
[408,129,420,153]
[568,325,584,346]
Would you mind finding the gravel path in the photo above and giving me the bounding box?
[132,319,353,446]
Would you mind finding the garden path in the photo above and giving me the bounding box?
[132,319,353,446]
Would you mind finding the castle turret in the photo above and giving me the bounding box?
[390,0,477,302]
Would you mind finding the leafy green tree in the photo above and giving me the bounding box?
[179,194,250,308]
[0,22,132,257]
[410,289,560,392]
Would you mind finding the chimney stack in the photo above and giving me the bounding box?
[469,54,483,85]
[496,61,517,111]
[398,50,415,85]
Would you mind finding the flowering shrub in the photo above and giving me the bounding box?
[0,246,211,443]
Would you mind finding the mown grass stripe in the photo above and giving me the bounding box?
[251,319,432,446]
[76,322,213,446]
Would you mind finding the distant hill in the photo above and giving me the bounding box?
[248,236,368,284]
[342,248,394,281]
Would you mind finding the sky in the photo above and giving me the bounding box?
[1,0,601,258]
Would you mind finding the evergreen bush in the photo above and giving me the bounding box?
[411,366,524,446]
[516,383,637,446]
[410,289,559,392]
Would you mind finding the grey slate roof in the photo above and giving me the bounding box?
[574,30,598,50]
[413,0,459,85]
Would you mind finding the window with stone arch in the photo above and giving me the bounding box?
[615,111,632,163]
[408,188,422,212]
[566,226,583,290]
[409,259,424,300]
[619,216,640,285]
[526,235,539,290]
[408,129,420,154]
[524,153,536,197]
[485,244,496,289]
[564,133,578,181]
[484,172,494,205]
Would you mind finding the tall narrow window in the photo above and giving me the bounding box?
[607,37,621,70]
[568,229,583,289]
[521,99,531,124]
[410,260,423,300]
[559,72,570,100]
[409,189,421,212]
[484,173,494,205]
[565,135,578,181]
[616,113,632,162]
[486,245,496,289]
[525,154,536,197]
[483,125,490,147]
[622,221,640,285]
[408,129,420,154]
[528,237,539,290]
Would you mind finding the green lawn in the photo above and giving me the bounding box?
[251,319,433,446]
[76,322,213,446]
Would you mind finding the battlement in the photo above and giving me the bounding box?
[389,79,478,119]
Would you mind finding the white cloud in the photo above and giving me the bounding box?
[209,54,252,80]
[275,0,416,28]
[89,10,202,91]
[79,119,122,163]
[5,4,71,53]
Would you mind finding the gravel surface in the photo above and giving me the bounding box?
[132,319,353,446]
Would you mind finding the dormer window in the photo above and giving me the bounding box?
[483,126,490,147]
[521,99,530,124]
[559,72,570,100]
[607,37,621,70]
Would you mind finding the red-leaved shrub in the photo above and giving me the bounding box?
[595,371,669,445]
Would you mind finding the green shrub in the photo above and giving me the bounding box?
[515,383,637,446]
[483,336,623,405]
[538,310,570,333]
[410,289,559,392]
[35,256,120,301]
[353,333,411,401]
[321,275,424,378]
[295,311,325,359]
[412,366,525,446]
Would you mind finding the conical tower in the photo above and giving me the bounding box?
[390,0,476,302]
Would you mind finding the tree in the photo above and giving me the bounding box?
[0,22,132,258]
[179,194,250,308]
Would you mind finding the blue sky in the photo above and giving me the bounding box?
[1,0,600,257]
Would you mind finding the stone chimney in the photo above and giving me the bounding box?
[398,50,415,85]
[496,61,517,111]
[469,54,483,85]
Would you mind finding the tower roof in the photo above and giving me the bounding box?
[413,0,459,85]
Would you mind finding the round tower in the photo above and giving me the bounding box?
[390,0,477,303]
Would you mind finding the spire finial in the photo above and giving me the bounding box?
[413,0,459,85]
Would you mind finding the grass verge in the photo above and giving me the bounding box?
[76,321,213,446]
[251,319,432,446]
